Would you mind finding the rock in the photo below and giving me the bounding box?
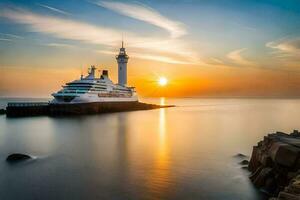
[276,131,288,136]
[248,131,300,198]
[249,146,260,171]
[273,175,300,199]
[234,153,248,158]
[290,130,300,138]
[277,192,299,200]
[261,155,273,167]
[269,142,300,168]
[6,153,31,162]
[252,167,273,187]
[264,176,277,194]
[239,160,249,165]
[0,109,6,115]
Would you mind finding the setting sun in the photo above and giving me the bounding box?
[158,77,168,86]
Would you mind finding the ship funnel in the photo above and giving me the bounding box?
[102,70,108,77]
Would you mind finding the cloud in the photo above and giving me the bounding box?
[227,48,255,66]
[45,43,75,48]
[0,8,122,45]
[207,57,224,65]
[37,3,70,15]
[97,50,194,64]
[0,33,23,39]
[0,38,13,42]
[0,33,23,42]
[0,8,198,64]
[266,38,300,56]
[95,1,186,38]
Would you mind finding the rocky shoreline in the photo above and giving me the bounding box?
[247,130,300,199]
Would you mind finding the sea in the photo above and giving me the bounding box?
[1,97,300,200]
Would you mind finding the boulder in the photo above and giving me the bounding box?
[261,155,273,167]
[234,153,248,158]
[273,175,300,199]
[0,109,5,115]
[277,192,299,200]
[239,160,249,165]
[252,167,273,187]
[249,146,260,171]
[264,176,277,194]
[290,130,300,138]
[6,153,31,162]
[269,142,300,168]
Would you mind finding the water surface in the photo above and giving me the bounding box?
[1,98,300,200]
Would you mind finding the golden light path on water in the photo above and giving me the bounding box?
[145,97,172,199]
[160,97,165,106]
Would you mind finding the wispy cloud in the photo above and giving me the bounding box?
[0,33,23,39]
[0,8,130,46]
[37,3,70,15]
[0,33,23,43]
[95,1,186,38]
[0,8,198,64]
[45,43,75,48]
[207,57,224,65]
[0,38,13,42]
[227,48,255,66]
[266,37,300,56]
[97,50,193,64]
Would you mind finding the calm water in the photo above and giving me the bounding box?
[1,98,300,200]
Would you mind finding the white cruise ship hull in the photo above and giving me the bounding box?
[50,93,138,104]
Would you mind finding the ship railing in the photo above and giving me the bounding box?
[62,90,86,94]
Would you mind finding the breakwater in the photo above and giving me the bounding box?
[6,101,174,117]
[248,130,300,199]
[6,102,49,117]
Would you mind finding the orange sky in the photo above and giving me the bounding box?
[1,1,300,98]
[2,61,300,98]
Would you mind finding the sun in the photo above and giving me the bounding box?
[158,77,168,86]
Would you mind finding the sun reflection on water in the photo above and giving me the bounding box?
[160,97,165,106]
[145,105,173,199]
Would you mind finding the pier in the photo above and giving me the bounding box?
[6,101,174,117]
[6,102,50,117]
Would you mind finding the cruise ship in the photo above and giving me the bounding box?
[51,42,138,104]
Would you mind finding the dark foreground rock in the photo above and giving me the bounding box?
[0,109,6,115]
[239,160,249,165]
[248,130,300,199]
[6,153,32,162]
[270,175,300,200]
[234,153,248,158]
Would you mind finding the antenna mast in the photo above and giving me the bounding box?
[121,33,124,48]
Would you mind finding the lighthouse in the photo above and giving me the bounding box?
[116,41,129,86]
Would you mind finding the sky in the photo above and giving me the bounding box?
[1,0,300,97]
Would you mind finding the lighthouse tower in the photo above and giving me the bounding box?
[116,41,129,86]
